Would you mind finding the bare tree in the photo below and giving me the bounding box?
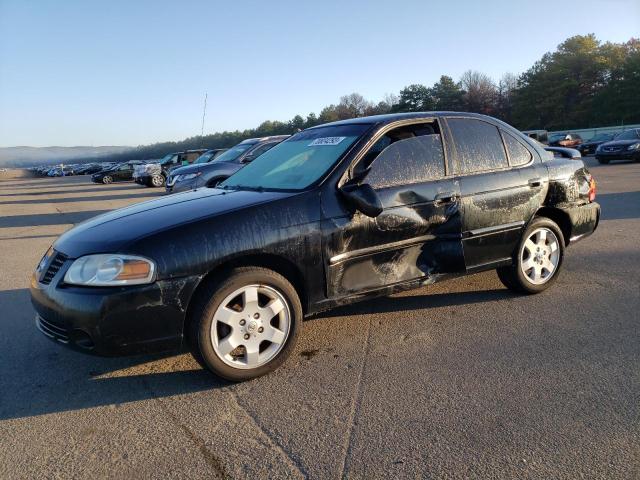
[460,70,498,114]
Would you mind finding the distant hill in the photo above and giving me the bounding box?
[0,146,134,167]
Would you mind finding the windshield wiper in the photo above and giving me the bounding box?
[227,184,265,192]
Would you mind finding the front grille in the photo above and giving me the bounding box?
[41,251,68,285]
[36,316,69,343]
[604,146,621,152]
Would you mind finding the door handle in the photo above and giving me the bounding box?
[528,178,542,188]
[434,192,458,205]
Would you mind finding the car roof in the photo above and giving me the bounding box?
[309,111,504,129]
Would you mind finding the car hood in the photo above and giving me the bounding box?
[168,163,203,176]
[600,139,639,147]
[54,188,296,257]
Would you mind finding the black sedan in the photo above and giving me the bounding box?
[91,161,142,184]
[31,112,600,381]
[578,133,615,156]
[595,128,640,164]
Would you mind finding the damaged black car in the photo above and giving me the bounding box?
[31,113,600,381]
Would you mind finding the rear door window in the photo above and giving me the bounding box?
[447,118,509,174]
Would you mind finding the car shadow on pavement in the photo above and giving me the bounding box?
[0,288,227,421]
[0,193,161,205]
[596,191,640,220]
[0,185,149,196]
[310,288,516,320]
[0,210,111,228]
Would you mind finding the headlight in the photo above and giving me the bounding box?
[627,143,640,151]
[64,254,156,286]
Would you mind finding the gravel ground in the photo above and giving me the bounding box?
[0,159,638,479]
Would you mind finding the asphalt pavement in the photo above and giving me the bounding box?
[0,160,638,479]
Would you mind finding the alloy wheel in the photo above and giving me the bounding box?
[520,227,560,285]
[210,284,291,369]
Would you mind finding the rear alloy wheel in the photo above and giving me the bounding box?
[188,267,301,381]
[102,176,112,184]
[151,174,165,187]
[497,217,565,294]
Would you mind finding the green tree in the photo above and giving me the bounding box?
[431,75,464,111]
[395,84,434,112]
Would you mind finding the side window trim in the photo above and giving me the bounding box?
[499,129,534,168]
[345,118,452,183]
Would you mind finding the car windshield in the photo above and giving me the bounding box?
[210,143,256,163]
[159,154,177,165]
[221,124,371,191]
[194,151,217,164]
[615,129,639,141]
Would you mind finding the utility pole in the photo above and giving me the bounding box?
[201,93,208,138]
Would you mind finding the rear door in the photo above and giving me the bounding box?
[444,116,546,271]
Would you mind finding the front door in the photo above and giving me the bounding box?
[323,120,465,298]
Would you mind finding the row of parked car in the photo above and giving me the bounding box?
[523,128,640,163]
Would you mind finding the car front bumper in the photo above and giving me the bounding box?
[134,175,152,185]
[30,266,202,356]
[595,150,640,161]
[165,178,197,194]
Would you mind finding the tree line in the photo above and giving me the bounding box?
[100,34,639,163]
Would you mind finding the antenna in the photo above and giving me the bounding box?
[200,93,208,138]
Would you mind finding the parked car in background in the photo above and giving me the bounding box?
[595,128,640,164]
[578,133,616,156]
[92,161,144,184]
[548,132,583,147]
[48,166,75,176]
[134,150,207,187]
[31,112,600,381]
[76,163,111,175]
[523,129,548,144]
[166,137,288,194]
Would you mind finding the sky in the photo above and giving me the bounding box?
[0,0,638,148]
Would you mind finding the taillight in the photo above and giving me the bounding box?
[588,175,596,202]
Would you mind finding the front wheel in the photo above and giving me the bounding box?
[187,267,302,381]
[497,217,565,294]
[151,174,165,187]
[102,176,112,184]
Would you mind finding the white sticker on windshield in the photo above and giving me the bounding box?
[308,136,346,146]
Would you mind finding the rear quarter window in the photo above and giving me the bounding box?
[447,118,508,174]
[502,131,532,166]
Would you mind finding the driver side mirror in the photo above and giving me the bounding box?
[339,183,383,218]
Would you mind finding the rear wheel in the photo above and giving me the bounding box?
[497,217,565,294]
[597,157,610,164]
[102,176,112,184]
[187,267,301,381]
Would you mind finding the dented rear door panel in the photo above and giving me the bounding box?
[458,163,548,270]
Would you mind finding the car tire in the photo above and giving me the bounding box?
[151,175,165,187]
[187,267,302,382]
[497,217,565,294]
[597,157,610,164]
[102,176,112,184]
